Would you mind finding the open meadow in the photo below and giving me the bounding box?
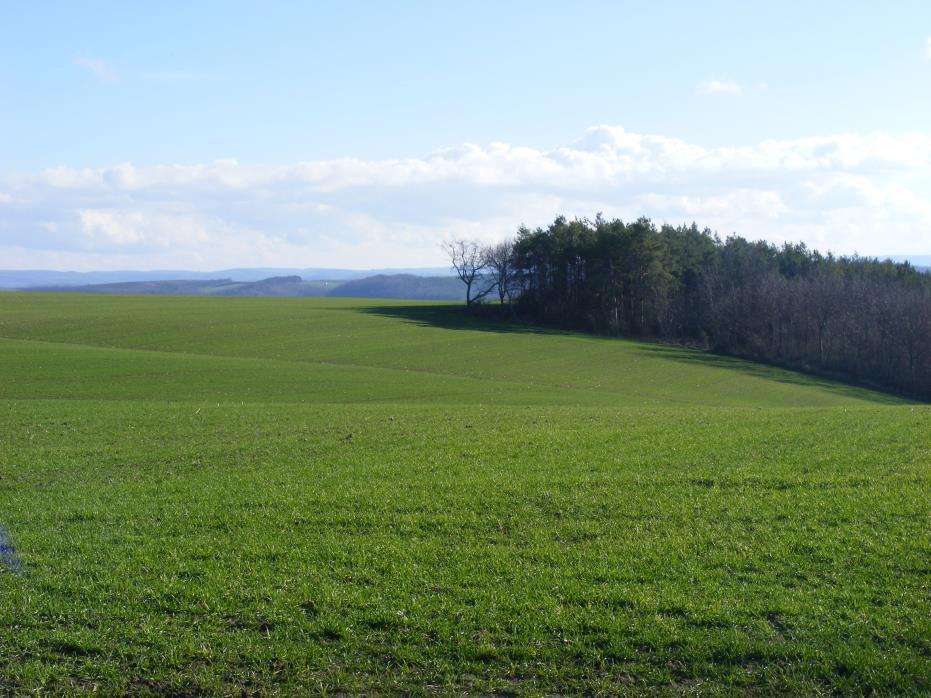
[0,293,928,695]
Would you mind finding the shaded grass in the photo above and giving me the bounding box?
[359,302,910,405]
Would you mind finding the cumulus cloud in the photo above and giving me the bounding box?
[74,55,119,82]
[79,210,146,244]
[697,79,741,95]
[927,36,931,58]
[1,125,930,270]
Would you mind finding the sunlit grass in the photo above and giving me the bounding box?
[0,294,927,695]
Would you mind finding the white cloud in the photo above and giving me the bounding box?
[698,79,742,95]
[927,37,931,58]
[79,210,146,245]
[74,55,119,82]
[1,125,930,270]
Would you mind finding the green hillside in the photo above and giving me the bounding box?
[0,294,927,695]
[0,294,899,407]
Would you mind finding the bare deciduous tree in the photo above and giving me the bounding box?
[483,239,516,305]
[442,239,491,305]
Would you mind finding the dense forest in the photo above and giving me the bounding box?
[445,217,931,400]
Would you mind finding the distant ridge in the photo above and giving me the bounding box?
[21,273,466,301]
[0,267,453,289]
[26,277,337,297]
[329,274,465,301]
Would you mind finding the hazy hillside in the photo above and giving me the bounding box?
[27,279,238,295]
[21,273,467,300]
[328,273,466,300]
[0,267,451,289]
[26,276,341,297]
[208,276,339,297]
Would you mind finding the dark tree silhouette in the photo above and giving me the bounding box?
[483,239,518,305]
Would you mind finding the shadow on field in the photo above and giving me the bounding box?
[357,304,904,404]
[630,344,904,404]
[356,303,578,337]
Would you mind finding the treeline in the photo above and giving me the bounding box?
[445,216,931,400]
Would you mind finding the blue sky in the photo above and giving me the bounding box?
[1,1,930,269]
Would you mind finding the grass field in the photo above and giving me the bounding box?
[0,294,928,695]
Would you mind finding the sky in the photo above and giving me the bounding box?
[1,0,930,271]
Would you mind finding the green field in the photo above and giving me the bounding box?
[0,294,928,695]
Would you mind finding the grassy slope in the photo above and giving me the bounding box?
[0,294,899,407]
[0,294,927,696]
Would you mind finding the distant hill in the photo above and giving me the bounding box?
[210,276,340,297]
[28,279,237,295]
[28,277,342,297]
[0,267,452,289]
[328,274,465,301]
[21,273,467,300]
